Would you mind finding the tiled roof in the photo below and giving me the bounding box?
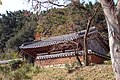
[36,50,110,60]
[36,50,85,60]
[20,27,97,49]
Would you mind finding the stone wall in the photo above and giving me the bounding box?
[34,54,105,67]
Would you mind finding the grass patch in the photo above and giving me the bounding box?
[32,64,115,80]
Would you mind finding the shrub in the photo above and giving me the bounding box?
[0,50,21,60]
[54,76,65,80]
[65,63,74,73]
[75,76,84,80]
[0,65,11,79]
[65,61,82,73]
[0,63,41,80]
[9,69,30,80]
[9,60,23,70]
[75,74,84,80]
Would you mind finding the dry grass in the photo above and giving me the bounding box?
[32,64,115,80]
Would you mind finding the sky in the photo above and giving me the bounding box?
[0,0,69,14]
[0,0,116,14]
[0,0,31,14]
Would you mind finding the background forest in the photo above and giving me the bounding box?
[0,10,37,52]
[0,2,107,53]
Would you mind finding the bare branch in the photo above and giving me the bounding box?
[47,0,68,7]
[29,0,68,9]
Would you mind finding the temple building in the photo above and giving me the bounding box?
[20,27,110,67]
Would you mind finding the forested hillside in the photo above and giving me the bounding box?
[36,2,107,36]
[0,2,108,53]
[0,10,37,52]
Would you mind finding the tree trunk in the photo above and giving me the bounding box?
[99,0,120,79]
[83,17,93,66]
[75,49,82,66]
[69,41,82,66]
[106,19,120,80]
[83,22,90,66]
[83,7,99,66]
[75,44,82,66]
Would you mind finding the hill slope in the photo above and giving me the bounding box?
[33,64,115,80]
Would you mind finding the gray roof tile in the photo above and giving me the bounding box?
[20,27,97,49]
[36,50,91,60]
[36,50,110,60]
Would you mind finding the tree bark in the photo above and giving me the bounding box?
[76,43,82,66]
[83,19,91,66]
[74,49,82,66]
[107,20,120,80]
[83,6,99,66]
[99,0,120,79]
[69,41,82,66]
